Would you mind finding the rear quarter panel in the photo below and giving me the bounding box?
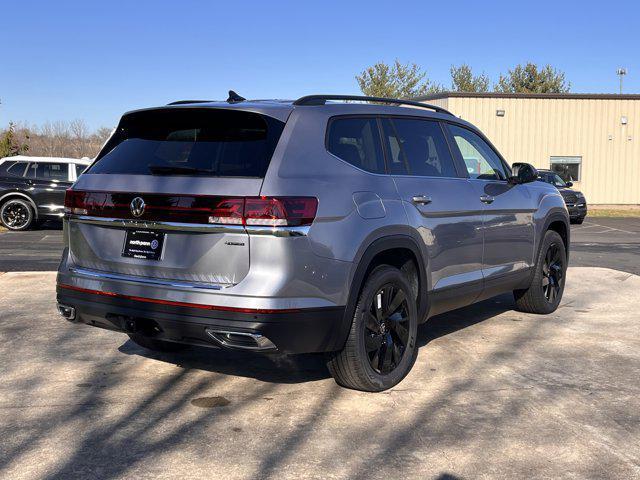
[260,107,417,305]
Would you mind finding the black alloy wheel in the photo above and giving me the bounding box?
[365,284,411,374]
[326,265,418,392]
[513,229,567,314]
[542,242,563,303]
[1,199,33,230]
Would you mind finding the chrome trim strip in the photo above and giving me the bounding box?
[245,225,310,237]
[68,215,245,233]
[69,266,228,290]
[68,215,309,236]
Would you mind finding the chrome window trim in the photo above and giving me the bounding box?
[68,266,228,290]
[67,214,310,236]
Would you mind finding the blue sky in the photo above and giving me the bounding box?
[1,0,638,131]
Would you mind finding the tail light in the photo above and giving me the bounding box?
[244,197,317,227]
[211,197,317,226]
[64,189,88,215]
[65,190,317,227]
[207,198,244,225]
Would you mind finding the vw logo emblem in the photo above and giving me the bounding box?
[130,197,145,218]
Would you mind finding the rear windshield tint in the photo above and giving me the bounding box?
[88,109,285,177]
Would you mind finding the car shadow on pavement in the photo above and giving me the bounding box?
[33,220,63,230]
[118,293,515,385]
[417,292,514,348]
[118,340,332,383]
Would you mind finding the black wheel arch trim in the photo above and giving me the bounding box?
[521,209,570,290]
[334,234,429,352]
[540,209,571,259]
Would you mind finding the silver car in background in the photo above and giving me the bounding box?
[56,93,570,391]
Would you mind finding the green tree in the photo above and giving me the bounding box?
[450,64,490,92]
[496,62,570,93]
[356,60,443,98]
[0,122,29,158]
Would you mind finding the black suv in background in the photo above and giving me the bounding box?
[0,156,91,230]
[537,169,587,224]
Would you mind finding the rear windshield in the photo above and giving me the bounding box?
[88,109,285,177]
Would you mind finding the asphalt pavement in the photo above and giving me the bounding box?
[1,267,638,479]
[1,217,639,274]
[1,218,639,478]
[569,217,640,275]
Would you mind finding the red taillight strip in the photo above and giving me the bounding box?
[64,190,318,227]
[57,283,301,314]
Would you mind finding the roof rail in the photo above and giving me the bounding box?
[292,95,453,115]
[167,100,214,105]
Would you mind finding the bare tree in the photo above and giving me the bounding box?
[1,121,114,159]
[69,119,89,157]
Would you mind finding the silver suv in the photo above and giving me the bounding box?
[56,93,570,392]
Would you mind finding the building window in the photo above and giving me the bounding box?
[550,156,581,182]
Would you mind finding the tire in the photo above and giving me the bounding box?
[0,199,34,231]
[128,333,188,352]
[326,265,418,392]
[514,230,567,314]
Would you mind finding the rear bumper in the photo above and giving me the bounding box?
[56,285,346,354]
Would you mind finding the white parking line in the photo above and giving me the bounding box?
[574,221,634,235]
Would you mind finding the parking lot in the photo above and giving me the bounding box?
[1,218,639,479]
[2,218,640,274]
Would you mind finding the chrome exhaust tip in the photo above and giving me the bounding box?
[57,303,76,321]
[205,329,277,351]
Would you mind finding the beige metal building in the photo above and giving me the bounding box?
[418,92,640,204]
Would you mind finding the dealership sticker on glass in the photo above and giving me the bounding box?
[122,230,165,260]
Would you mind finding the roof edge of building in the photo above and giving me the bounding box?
[414,92,640,101]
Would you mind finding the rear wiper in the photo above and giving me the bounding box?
[148,165,214,176]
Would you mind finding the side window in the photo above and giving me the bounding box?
[327,118,385,174]
[0,161,17,176]
[448,124,508,180]
[537,173,550,184]
[2,161,29,177]
[26,162,70,181]
[552,174,567,187]
[381,118,457,177]
[75,164,88,178]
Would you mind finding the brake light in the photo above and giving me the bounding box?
[207,198,244,225]
[64,189,88,215]
[210,197,317,226]
[244,197,318,227]
[64,190,317,227]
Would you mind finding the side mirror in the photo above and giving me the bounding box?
[566,181,573,187]
[510,163,538,185]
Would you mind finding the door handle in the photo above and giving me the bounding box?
[480,195,495,204]
[411,195,432,205]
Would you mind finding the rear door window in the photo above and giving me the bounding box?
[381,118,457,177]
[326,117,385,174]
[89,109,285,177]
[26,162,70,181]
